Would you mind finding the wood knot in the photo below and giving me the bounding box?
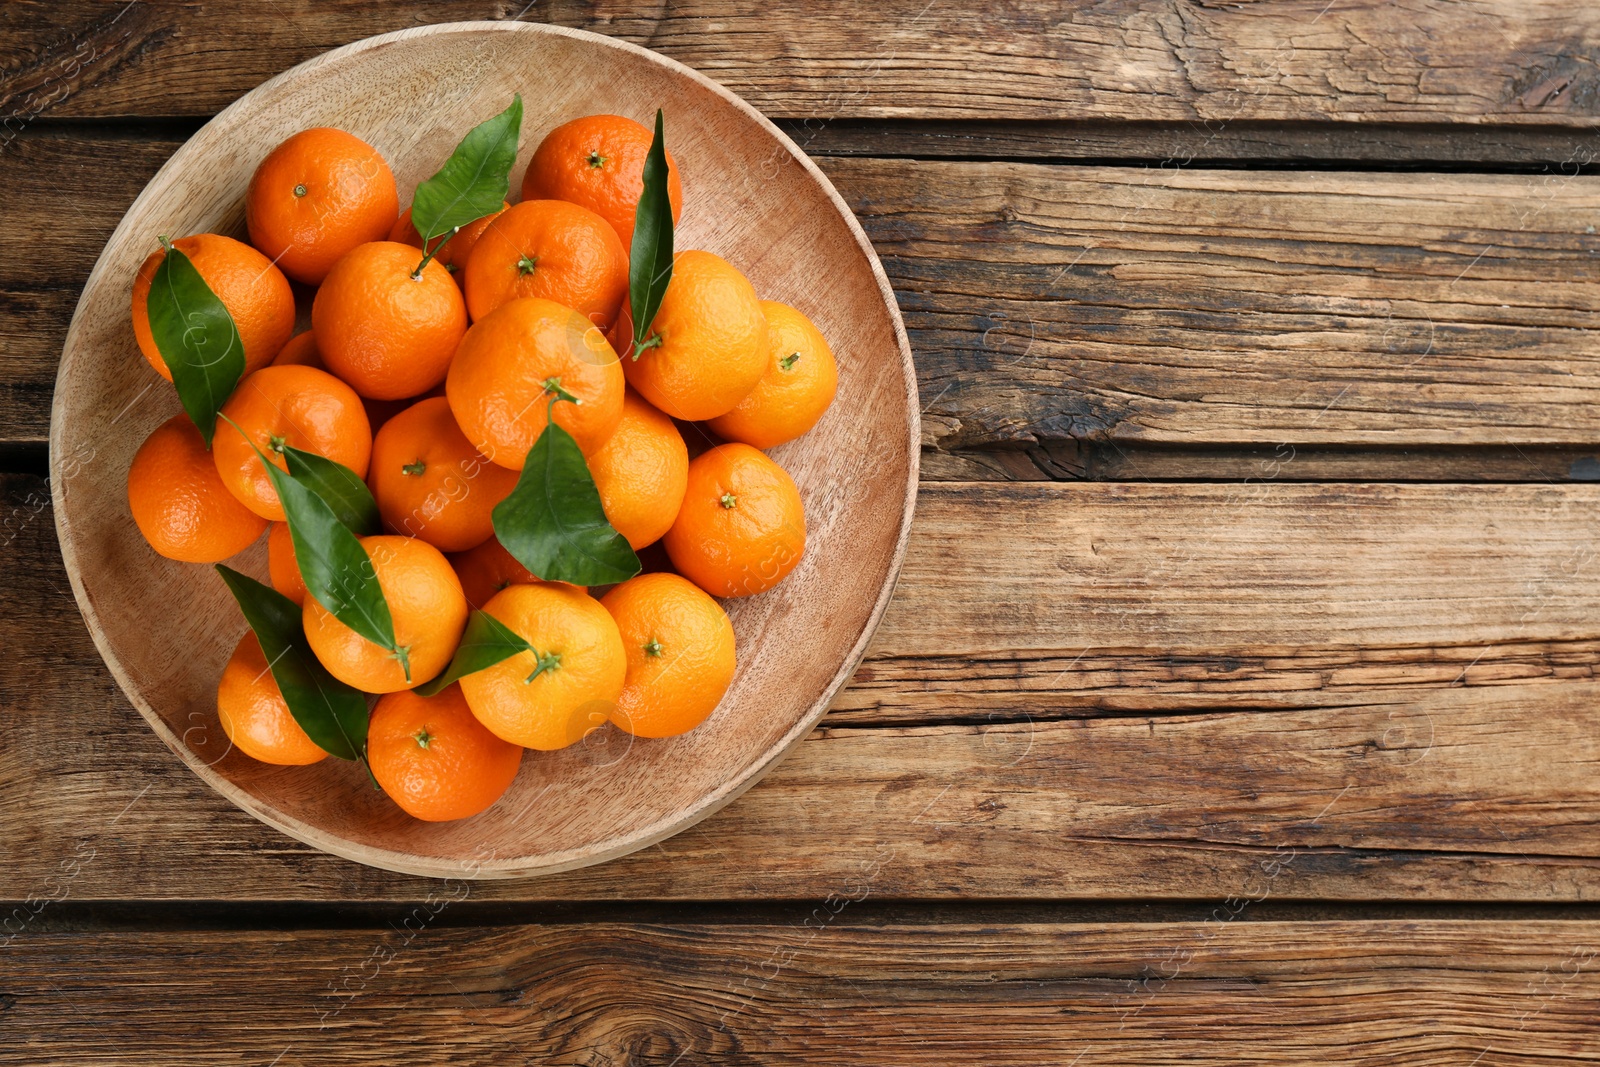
[1518,74,1572,110]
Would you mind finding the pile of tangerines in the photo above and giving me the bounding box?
[125,113,836,822]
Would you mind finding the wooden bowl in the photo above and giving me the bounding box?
[50,22,917,878]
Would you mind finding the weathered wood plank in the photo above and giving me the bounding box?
[6,0,1600,127]
[0,132,177,444]
[7,136,1600,467]
[2,921,1598,1064]
[878,481,1600,657]
[850,159,1600,452]
[6,475,1600,901]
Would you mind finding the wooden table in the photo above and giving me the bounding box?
[4,2,1600,1062]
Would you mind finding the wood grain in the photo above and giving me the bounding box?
[3,920,1598,1064]
[878,481,1600,659]
[7,1,1600,127]
[8,0,1598,1046]
[45,22,917,878]
[0,132,178,443]
[8,136,1600,483]
[9,475,1600,901]
[846,158,1600,452]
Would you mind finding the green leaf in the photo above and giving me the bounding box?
[282,444,379,535]
[145,240,245,445]
[414,610,534,697]
[223,423,407,680]
[492,415,641,587]
[410,95,523,250]
[214,565,368,762]
[627,109,675,359]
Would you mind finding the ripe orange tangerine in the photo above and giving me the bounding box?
[302,534,468,694]
[707,300,839,449]
[369,397,519,552]
[460,583,626,751]
[311,241,467,401]
[601,573,736,738]
[446,296,625,466]
[460,199,628,328]
[217,631,328,766]
[246,127,399,284]
[521,113,684,248]
[212,364,373,522]
[611,250,767,422]
[368,684,523,822]
[664,443,806,598]
[266,521,308,607]
[587,388,688,550]
[128,414,268,563]
[131,233,295,382]
[272,330,322,368]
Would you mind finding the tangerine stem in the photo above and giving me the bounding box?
[392,645,413,683]
[630,333,662,362]
[410,226,458,281]
[524,649,562,684]
[542,377,580,405]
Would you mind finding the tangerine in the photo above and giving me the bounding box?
[460,199,627,328]
[459,583,626,751]
[131,234,295,382]
[245,127,399,284]
[446,296,624,466]
[128,414,268,562]
[664,443,806,598]
[587,388,688,550]
[311,241,467,401]
[369,397,519,552]
[707,300,838,448]
[521,113,684,248]
[601,573,736,738]
[303,534,468,694]
[272,330,322,368]
[216,631,328,765]
[266,520,308,607]
[212,364,373,522]
[368,684,523,821]
[610,250,766,421]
